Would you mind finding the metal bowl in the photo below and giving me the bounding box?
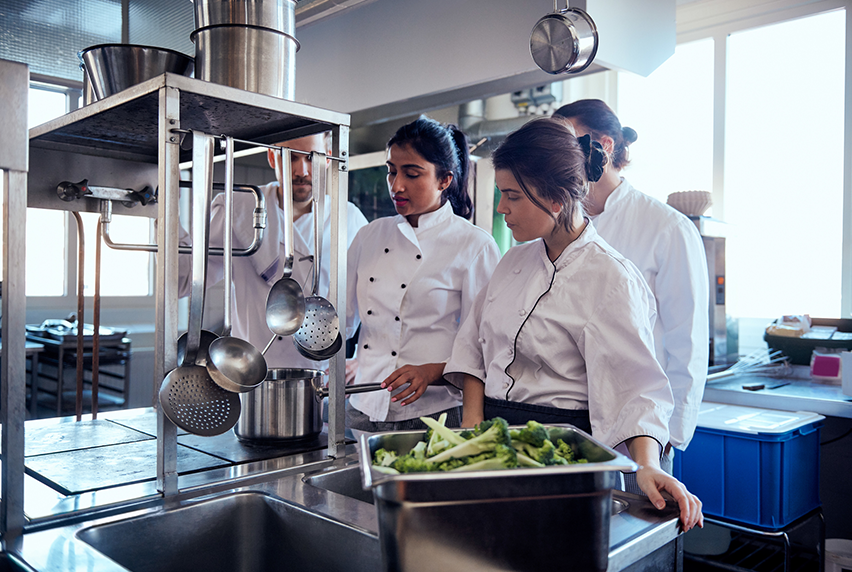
[78,44,195,101]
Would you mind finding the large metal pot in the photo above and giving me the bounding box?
[191,24,298,99]
[193,0,296,33]
[236,368,324,441]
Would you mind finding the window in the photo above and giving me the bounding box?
[616,39,715,205]
[21,84,154,298]
[724,9,845,319]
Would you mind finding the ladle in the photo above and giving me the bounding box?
[160,131,241,436]
[294,152,340,353]
[295,331,343,361]
[206,136,268,393]
[261,147,306,354]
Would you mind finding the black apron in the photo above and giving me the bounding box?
[484,396,591,433]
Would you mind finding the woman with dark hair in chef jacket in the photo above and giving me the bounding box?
[445,117,703,531]
[345,116,501,432]
[553,100,709,480]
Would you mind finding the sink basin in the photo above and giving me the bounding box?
[76,491,380,572]
[305,465,630,515]
[0,553,36,572]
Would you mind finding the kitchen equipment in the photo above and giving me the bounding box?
[193,0,295,31]
[261,148,306,355]
[706,349,790,383]
[80,64,95,106]
[359,425,637,572]
[191,12,298,100]
[529,2,598,75]
[690,217,732,365]
[667,190,712,217]
[294,332,343,361]
[78,44,194,101]
[314,382,382,400]
[764,318,852,365]
[160,132,241,437]
[206,136,268,393]
[235,368,325,441]
[673,402,824,529]
[294,153,339,353]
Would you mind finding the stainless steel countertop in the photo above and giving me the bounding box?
[12,460,680,572]
[703,365,852,418]
[7,408,682,572]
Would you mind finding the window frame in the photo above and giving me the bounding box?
[26,74,157,322]
[674,0,852,318]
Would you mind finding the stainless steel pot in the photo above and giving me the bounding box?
[78,44,194,100]
[529,2,598,75]
[193,0,296,33]
[191,24,299,99]
[235,368,324,441]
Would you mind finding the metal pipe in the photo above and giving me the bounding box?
[93,217,102,419]
[100,185,266,256]
[71,211,85,422]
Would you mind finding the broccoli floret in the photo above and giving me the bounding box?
[372,465,400,475]
[459,430,474,440]
[450,444,518,471]
[434,457,468,471]
[410,440,428,461]
[516,451,544,467]
[552,439,588,464]
[509,420,549,448]
[392,454,435,473]
[427,417,511,464]
[421,415,466,448]
[425,413,457,456]
[373,448,398,467]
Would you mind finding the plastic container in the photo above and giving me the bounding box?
[826,538,852,572]
[764,318,852,365]
[674,402,824,529]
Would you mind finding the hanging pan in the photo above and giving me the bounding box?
[529,1,598,75]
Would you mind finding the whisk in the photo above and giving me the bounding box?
[707,349,791,383]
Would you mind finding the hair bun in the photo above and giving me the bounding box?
[578,134,608,183]
[622,126,638,145]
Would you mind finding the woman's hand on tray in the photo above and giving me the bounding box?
[636,465,704,532]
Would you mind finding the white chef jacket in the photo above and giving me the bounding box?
[346,201,501,422]
[178,181,368,369]
[592,179,709,450]
[445,222,673,451]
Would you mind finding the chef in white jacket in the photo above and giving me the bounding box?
[345,117,501,431]
[178,133,368,369]
[554,100,709,474]
[446,117,703,532]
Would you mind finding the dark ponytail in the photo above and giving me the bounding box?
[554,99,636,170]
[387,116,474,220]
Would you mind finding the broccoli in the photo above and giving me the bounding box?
[424,413,456,456]
[410,440,428,460]
[392,454,435,473]
[372,465,400,475]
[373,448,398,467]
[509,420,549,448]
[552,439,588,464]
[421,415,466,447]
[427,417,511,464]
[450,444,518,471]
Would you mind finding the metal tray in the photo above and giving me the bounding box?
[358,424,637,572]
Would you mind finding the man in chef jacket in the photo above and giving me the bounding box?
[177,132,369,370]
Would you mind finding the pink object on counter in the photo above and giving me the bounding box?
[811,353,841,379]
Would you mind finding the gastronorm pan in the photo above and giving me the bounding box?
[359,424,637,572]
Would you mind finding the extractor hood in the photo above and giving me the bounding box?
[293,0,675,128]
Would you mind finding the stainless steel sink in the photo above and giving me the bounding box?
[75,491,381,572]
[305,465,631,515]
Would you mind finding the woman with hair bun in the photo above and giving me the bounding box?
[553,100,709,480]
[444,117,703,532]
[345,116,501,432]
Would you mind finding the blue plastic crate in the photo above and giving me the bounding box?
[673,403,823,530]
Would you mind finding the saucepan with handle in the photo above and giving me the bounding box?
[529,0,598,75]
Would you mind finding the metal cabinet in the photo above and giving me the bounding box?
[3,70,352,533]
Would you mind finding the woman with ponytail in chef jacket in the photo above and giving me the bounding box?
[445,117,703,531]
[345,117,501,432]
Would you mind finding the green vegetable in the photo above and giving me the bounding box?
[370,417,587,474]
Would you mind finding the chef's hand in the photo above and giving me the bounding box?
[381,363,445,406]
[345,358,359,385]
[636,466,704,532]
